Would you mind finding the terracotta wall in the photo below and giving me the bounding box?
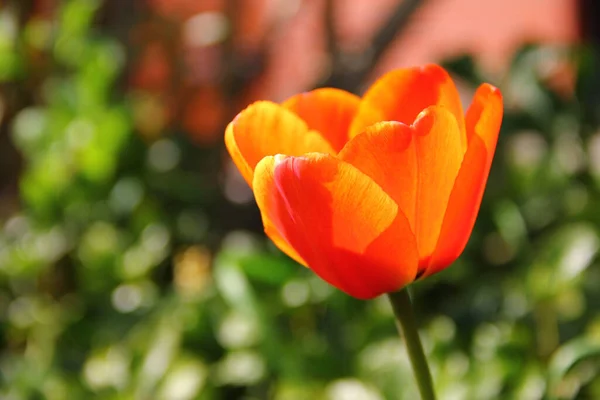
[261,0,579,100]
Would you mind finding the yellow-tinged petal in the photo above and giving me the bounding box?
[283,88,360,152]
[339,121,418,230]
[413,107,465,266]
[425,84,503,277]
[224,101,332,266]
[341,106,464,270]
[224,101,335,187]
[349,64,467,151]
[465,84,503,152]
[253,153,418,299]
[263,218,307,266]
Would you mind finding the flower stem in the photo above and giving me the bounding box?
[387,288,436,400]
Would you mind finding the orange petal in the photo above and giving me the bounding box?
[349,64,466,150]
[341,106,464,270]
[263,218,307,266]
[283,88,361,152]
[413,107,465,266]
[339,121,418,231]
[224,101,335,187]
[465,84,503,153]
[225,101,333,266]
[253,153,418,299]
[425,84,503,277]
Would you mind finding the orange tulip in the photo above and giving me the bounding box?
[225,64,503,299]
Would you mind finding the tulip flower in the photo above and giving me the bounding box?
[225,64,503,300]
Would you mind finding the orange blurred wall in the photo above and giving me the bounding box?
[261,0,579,100]
[378,0,579,73]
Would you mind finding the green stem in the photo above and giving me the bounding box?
[387,288,436,400]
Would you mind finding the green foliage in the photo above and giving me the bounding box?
[1,2,599,399]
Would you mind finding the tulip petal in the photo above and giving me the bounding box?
[340,106,464,269]
[283,88,361,152]
[225,101,333,266]
[338,121,418,230]
[349,64,466,150]
[224,101,335,186]
[425,84,503,277]
[263,219,308,266]
[253,153,418,299]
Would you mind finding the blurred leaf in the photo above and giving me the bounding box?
[527,223,599,299]
[547,337,600,399]
[239,253,298,286]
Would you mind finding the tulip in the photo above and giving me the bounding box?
[225,64,503,300]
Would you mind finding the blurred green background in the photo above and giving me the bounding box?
[1,0,600,399]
